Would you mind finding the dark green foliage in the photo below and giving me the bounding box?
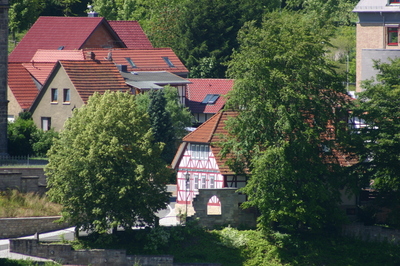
[31,128,59,157]
[46,92,170,233]
[222,10,355,232]
[147,89,176,164]
[0,258,59,265]
[7,113,38,156]
[149,0,279,78]
[71,225,400,266]
[352,58,400,228]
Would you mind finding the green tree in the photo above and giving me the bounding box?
[9,0,45,36]
[7,112,38,156]
[46,91,170,233]
[352,58,400,226]
[31,128,59,157]
[136,86,193,143]
[148,0,279,78]
[222,11,354,232]
[147,89,176,164]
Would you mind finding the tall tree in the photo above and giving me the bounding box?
[46,91,170,233]
[222,10,354,232]
[352,58,400,226]
[147,89,176,164]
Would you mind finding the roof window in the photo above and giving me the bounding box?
[202,94,220,104]
[125,57,137,68]
[162,56,175,67]
[58,46,64,50]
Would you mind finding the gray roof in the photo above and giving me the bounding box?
[120,71,191,90]
[353,0,400,12]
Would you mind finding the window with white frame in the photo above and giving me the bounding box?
[209,175,215,188]
[41,117,51,131]
[194,174,199,189]
[190,144,209,160]
[201,174,206,188]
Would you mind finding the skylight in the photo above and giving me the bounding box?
[202,94,220,104]
[125,57,137,68]
[57,46,64,50]
[162,56,175,67]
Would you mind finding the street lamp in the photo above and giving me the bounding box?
[184,170,190,222]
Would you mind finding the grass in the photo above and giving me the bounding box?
[68,222,400,266]
[0,190,61,218]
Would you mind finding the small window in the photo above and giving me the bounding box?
[388,27,398,45]
[194,174,199,189]
[390,0,400,3]
[201,94,220,104]
[63,88,70,103]
[125,57,137,68]
[209,175,215,189]
[162,56,175,67]
[201,174,206,189]
[41,117,51,131]
[51,88,58,102]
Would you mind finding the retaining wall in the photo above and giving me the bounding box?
[0,168,47,194]
[0,216,69,239]
[342,223,400,244]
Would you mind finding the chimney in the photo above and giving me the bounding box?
[116,65,128,72]
[87,52,96,60]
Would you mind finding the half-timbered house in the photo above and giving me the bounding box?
[171,111,248,216]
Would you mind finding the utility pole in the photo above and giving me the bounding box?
[0,0,8,156]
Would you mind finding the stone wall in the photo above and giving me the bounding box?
[0,168,47,194]
[0,216,69,239]
[342,223,400,244]
[191,188,257,229]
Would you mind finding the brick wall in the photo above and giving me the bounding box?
[0,216,70,239]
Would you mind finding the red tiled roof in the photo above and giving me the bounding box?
[31,50,85,62]
[22,62,56,85]
[183,111,238,175]
[187,79,234,114]
[108,21,153,49]
[8,63,39,110]
[60,60,129,103]
[83,48,188,75]
[9,16,108,63]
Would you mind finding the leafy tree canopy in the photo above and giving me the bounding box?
[352,59,400,209]
[46,91,170,233]
[223,10,354,232]
[7,112,37,156]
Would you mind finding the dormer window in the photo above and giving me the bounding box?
[125,57,137,68]
[162,56,175,67]
[388,27,398,45]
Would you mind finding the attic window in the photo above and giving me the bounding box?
[58,46,64,50]
[125,57,137,68]
[202,94,220,104]
[162,57,175,67]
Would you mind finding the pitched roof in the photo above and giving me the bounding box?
[353,0,400,12]
[8,16,125,63]
[108,21,153,49]
[181,111,238,175]
[187,79,234,114]
[31,50,85,62]
[83,48,188,75]
[8,63,39,110]
[59,60,129,103]
[22,62,56,85]
[120,71,191,90]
